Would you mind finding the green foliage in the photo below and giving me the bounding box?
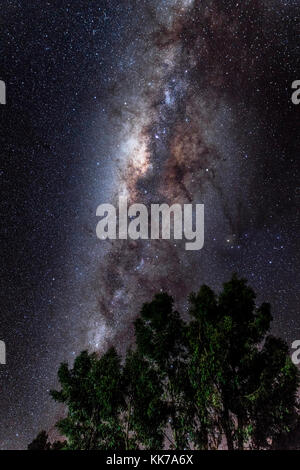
[123,349,167,449]
[50,348,125,449]
[134,293,193,449]
[31,275,299,450]
[187,275,299,449]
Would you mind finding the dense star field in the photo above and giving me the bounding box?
[0,0,299,449]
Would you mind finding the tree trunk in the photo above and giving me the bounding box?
[237,416,244,450]
[222,407,234,450]
[125,400,132,450]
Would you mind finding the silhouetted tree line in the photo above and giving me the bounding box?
[28,275,300,450]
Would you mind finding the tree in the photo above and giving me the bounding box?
[27,430,66,450]
[122,349,167,449]
[187,275,299,449]
[249,336,299,449]
[28,431,51,450]
[30,275,299,450]
[50,348,125,450]
[134,293,195,449]
[187,285,225,449]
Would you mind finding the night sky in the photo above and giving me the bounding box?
[0,0,299,449]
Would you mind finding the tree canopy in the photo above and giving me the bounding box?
[28,275,299,450]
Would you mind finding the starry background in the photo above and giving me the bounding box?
[0,0,299,449]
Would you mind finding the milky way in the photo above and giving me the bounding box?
[92,0,300,350]
[0,0,299,448]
